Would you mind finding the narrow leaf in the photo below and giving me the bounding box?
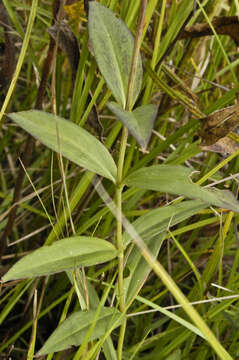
[123,199,208,247]
[2,237,118,281]
[107,102,157,149]
[156,0,194,64]
[138,295,205,340]
[125,165,239,212]
[66,273,118,359]
[123,200,207,303]
[8,110,117,182]
[124,233,165,304]
[38,307,123,355]
[165,349,181,360]
[88,2,142,109]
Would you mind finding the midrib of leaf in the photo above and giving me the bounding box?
[100,19,128,108]
[42,310,119,348]
[23,114,116,181]
[54,124,114,178]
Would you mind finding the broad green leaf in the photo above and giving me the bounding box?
[123,200,207,303]
[8,110,117,183]
[107,102,157,149]
[88,2,142,109]
[125,165,239,212]
[123,199,208,248]
[38,307,123,355]
[2,237,118,281]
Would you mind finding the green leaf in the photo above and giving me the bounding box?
[124,233,165,304]
[123,199,208,248]
[123,199,207,303]
[88,2,142,109]
[38,307,123,355]
[8,110,117,183]
[66,273,117,359]
[165,349,181,360]
[107,102,157,149]
[124,165,239,212]
[156,0,194,64]
[2,237,118,281]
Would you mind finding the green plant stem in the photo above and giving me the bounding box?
[0,0,38,127]
[89,171,234,360]
[116,125,128,309]
[116,1,148,358]
[116,126,128,360]
[117,318,127,359]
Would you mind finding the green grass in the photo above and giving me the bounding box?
[1,1,239,359]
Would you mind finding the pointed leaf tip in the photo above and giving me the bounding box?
[108,102,157,148]
[8,110,117,182]
[125,165,239,212]
[88,2,142,108]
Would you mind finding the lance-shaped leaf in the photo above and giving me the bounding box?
[88,2,142,109]
[124,233,165,304]
[38,307,123,355]
[123,199,208,303]
[107,102,157,149]
[65,273,117,359]
[2,237,118,281]
[123,199,208,248]
[8,110,117,182]
[124,165,239,212]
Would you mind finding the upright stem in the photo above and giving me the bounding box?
[116,1,148,358]
[116,126,128,360]
[116,126,128,314]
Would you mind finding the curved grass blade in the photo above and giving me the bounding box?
[123,199,208,303]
